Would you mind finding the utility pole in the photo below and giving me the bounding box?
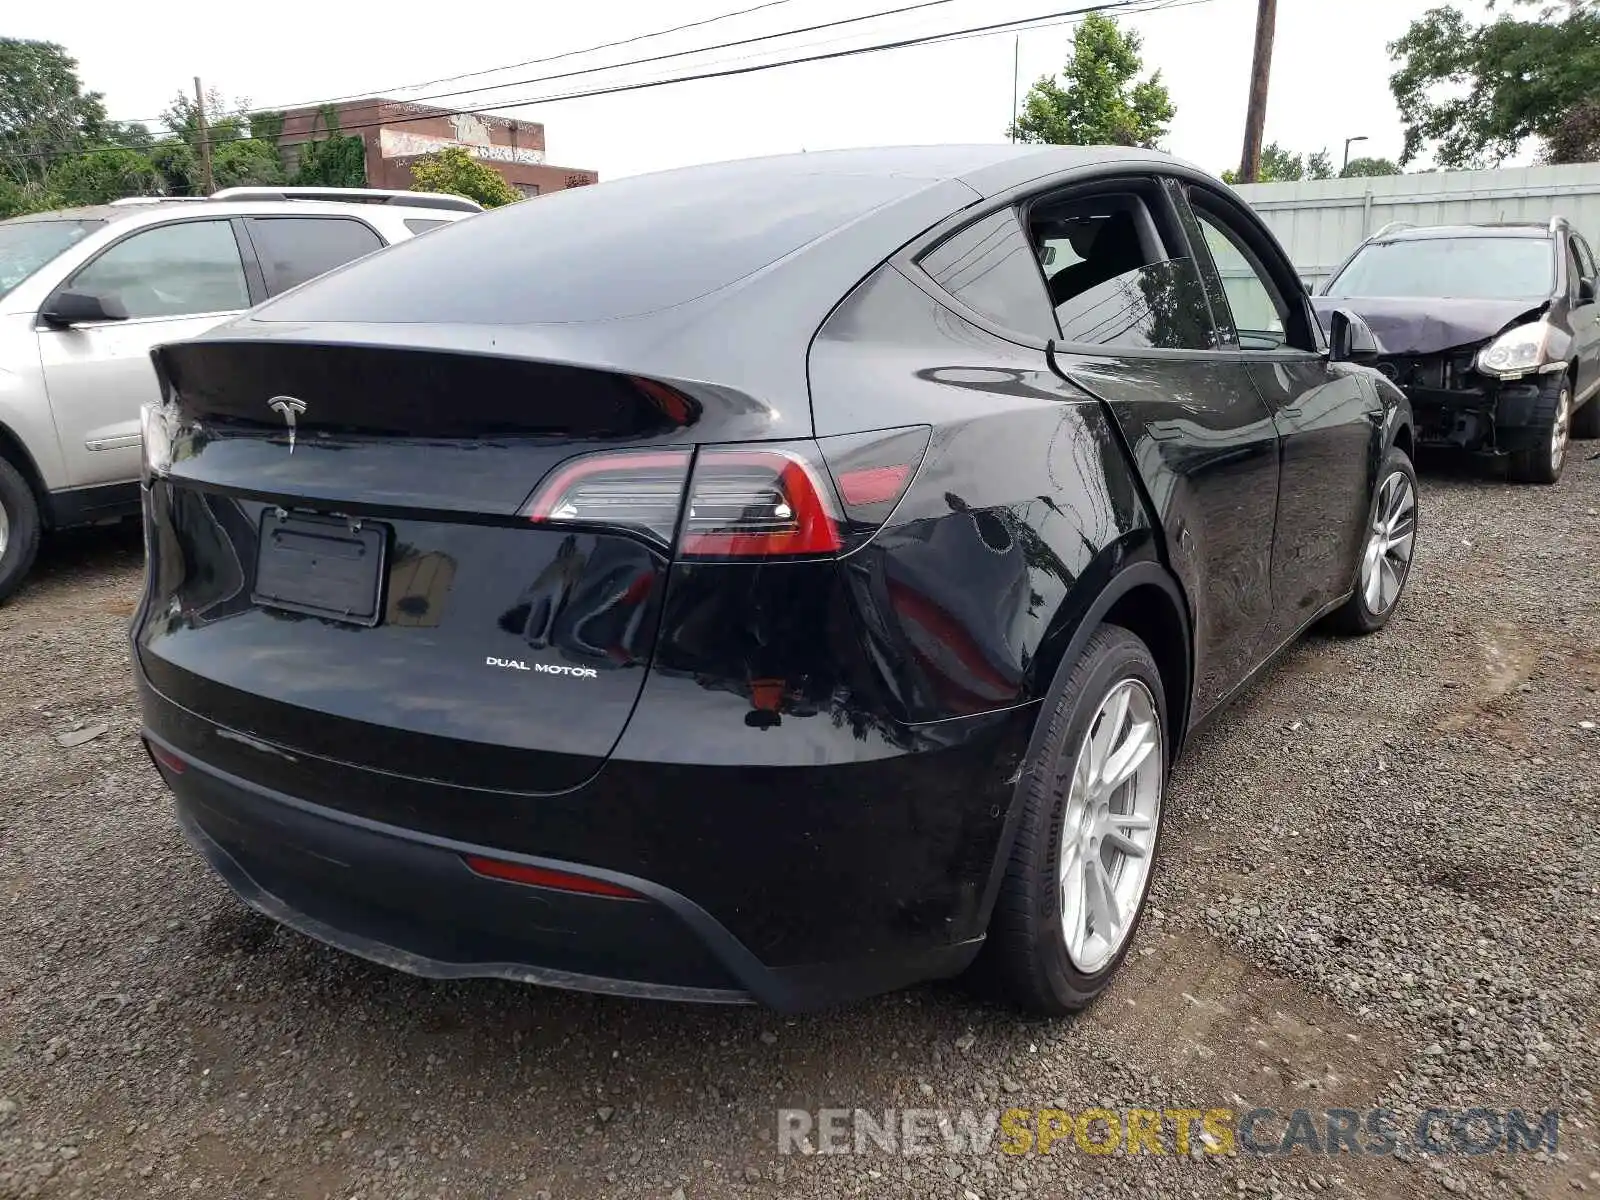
[1010,35,1020,142]
[1237,0,1276,183]
[194,76,215,195]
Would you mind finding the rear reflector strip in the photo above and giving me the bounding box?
[148,743,187,774]
[461,855,643,899]
[836,464,912,507]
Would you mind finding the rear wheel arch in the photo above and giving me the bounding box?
[973,558,1191,938]
[1034,557,1192,748]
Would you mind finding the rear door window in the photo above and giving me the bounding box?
[1190,207,1289,350]
[917,208,1058,340]
[245,217,385,296]
[67,219,248,319]
[1026,191,1214,351]
[1575,234,1597,282]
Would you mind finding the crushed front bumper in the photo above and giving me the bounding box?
[1376,354,1543,452]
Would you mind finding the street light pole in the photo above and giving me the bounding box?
[1343,135,1369,174]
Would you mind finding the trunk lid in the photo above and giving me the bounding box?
[137,339,722,796]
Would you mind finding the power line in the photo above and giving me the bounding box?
[107,0,810,127]
[2,0,1207,165]
[112,0,973,136]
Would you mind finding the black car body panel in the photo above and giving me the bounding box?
[1315,222,1600,453]
[135,145,1410,1010]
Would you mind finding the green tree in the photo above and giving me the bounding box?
[1342,156,1402,178]
[161,86,249,150]
[1390,3,1600,166]
[1008,13,1175,148]
[0,176,60,219]
[1222,142,1334,184]
[1546,98,1600,162]
[0,39,113,190]
[212,138,284,188]
[408,146,518,208]
[148,140,199,195]
[46,145,156,205]
[291,106,366,188]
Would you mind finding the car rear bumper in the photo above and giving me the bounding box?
[159,735,756,1004]
[140,685,1025,1012]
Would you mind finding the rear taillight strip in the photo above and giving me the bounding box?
[520,426,930,560]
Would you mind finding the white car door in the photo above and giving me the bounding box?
[36,217,250,488]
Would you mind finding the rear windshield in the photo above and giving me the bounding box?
[0,219,104,298]
[1325,236,1553,301]
[254,165,926,325]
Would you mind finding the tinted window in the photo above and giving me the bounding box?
[69,219,247,318]
[1029,194,1211,351]
[404,218,448,236]
[1162,181,1236,346]
[1052,259,1214,350]
[1192,207,1287,349]
[254,164,936,324]
[1568,239,1586,301]
[0,218,104,298]
[1575,234,1597,281]
[919,208,1056,340]
[1325,237,1553,300]
[247,217,384,295]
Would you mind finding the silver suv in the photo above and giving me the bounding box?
[0,186,480,599]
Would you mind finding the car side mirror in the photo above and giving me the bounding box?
[41,290,128,327]
[1580,276,1596,304]
[1328,308,1380,363]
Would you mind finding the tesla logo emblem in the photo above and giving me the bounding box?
[268,396,307,451]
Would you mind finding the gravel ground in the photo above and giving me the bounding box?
[1,443,1597,1200]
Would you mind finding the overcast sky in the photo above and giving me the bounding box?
[12,0,1500,181]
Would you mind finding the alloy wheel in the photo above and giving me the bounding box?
[1058,677,1163,974]
[1551,385,1572,474]
[1360,471,1416,616]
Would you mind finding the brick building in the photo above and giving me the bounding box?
[276,99,597,198]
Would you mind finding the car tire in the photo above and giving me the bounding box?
[1572,382,1600,439]
[0,457,42,605]
[1508,371,1572,485]
[978,623,1168,1016]
[1328,446,1417,636]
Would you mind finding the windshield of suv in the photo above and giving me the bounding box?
[0,219,105,298]
[1324,236,1554,300]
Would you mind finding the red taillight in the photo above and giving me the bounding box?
[461,855,642,899]
[522,449,691,550]
[679,448,843,559]
[148,743,186,774]
[521,428,929,559]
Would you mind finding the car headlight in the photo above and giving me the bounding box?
[1476,321,1560,379]
[139,401,175,482]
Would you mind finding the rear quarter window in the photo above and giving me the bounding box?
[917,208,1057,340]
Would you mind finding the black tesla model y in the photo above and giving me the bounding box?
[135,146,1417,1015]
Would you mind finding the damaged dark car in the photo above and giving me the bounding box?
[1315,218,1600,483]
